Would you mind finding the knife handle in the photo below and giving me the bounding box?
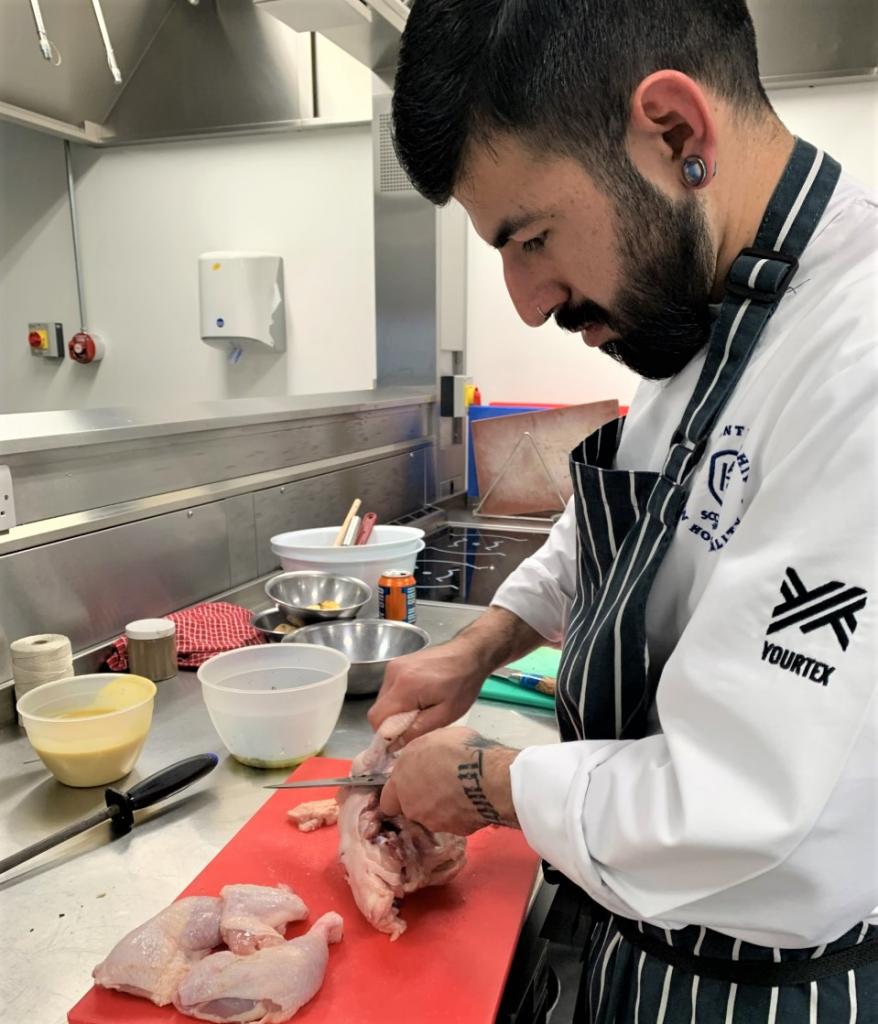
[105,753,218,836]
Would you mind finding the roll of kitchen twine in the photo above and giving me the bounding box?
[11,634,74,706]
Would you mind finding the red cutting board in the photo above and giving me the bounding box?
[69,756,540,1024]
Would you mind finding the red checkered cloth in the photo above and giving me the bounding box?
[106,602,265,672]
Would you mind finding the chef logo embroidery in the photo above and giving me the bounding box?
[767,567,868,652]
[708,447,751,504]
[680,424,750,553]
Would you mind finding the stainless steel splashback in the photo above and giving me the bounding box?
[0,390,434,723]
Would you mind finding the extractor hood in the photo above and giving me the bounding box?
[259,0,877,92]
[0,0,873,147]
[256,0,410,80]
[0,0,315,145]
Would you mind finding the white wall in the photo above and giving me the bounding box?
[771,82,878,185]
[0,123,376,413]
[464,82,878,408]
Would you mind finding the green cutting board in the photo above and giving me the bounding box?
[479,646,561,710]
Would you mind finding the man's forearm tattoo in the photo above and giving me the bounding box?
[457,748,502,825]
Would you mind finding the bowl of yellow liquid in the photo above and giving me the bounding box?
[17,674,157,787]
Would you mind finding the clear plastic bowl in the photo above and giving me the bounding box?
[17,674,156,788]
[197,644,349,769]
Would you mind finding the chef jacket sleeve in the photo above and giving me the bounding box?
[510,347,878,946]
[490,497,577,643]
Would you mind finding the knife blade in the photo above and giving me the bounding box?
[264,772,390,790]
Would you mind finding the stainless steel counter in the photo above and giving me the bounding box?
[0,601,559,1024]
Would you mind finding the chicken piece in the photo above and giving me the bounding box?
[337,711,467,940]
[93,896,222,1006]
[287,798,339,833]
[220,884,309,955]
[174,912,344,1023]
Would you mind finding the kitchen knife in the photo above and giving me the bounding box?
[491,667,556,697]
[0,753,218,875]
[265,772,390,790]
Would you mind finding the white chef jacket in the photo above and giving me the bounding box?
[498,172,878,948]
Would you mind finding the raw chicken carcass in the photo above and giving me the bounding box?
[93,896,223,1005]
[174,912,344,1023]
[220,884,309,955]
[287,798,338,832]
[337,711,467,940]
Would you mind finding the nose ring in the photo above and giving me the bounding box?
[537,305,549,320]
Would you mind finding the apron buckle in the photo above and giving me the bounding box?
[725,247,799,303]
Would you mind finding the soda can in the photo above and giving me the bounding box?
[378,570,417,624]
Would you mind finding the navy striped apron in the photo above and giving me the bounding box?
[551,139,878,1021]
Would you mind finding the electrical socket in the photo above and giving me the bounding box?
[0,466,16,533]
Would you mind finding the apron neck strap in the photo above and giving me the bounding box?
[665,138,841,481]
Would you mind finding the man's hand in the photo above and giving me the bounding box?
[379,726,520,836]
[368,607,543,749]
[367,643,486,750]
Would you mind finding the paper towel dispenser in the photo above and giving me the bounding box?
[199,251,286,356]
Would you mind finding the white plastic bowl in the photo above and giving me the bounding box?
[270,525,424,563]
[197,644,349,769]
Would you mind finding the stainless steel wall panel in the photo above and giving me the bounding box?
[254,448,426,575]
[0,438,431,558]
[223,494,258,588]
[372,89,466,501]
[6,405,430,527]
[750,0,877,87]
[0,505,230,656]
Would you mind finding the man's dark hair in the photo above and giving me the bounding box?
[393,0,771,204]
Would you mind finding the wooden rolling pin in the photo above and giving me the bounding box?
[333,498,362,546]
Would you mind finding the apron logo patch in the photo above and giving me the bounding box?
[767,567,867,651]
[761,641,835,685]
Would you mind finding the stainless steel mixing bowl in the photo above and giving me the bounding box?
[284,618,430,696]
[265,571,372,627]
[250,606,299,642]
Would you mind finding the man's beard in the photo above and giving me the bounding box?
[555,169,715,381]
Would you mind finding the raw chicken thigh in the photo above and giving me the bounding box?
[287,798,339,832]
[174,912,344,1023]
[93,896,223,1006]
[220,884,308,954]
[337,711,467,939]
